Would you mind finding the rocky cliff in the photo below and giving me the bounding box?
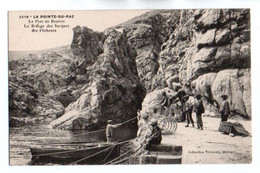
[9,46,73,126]
[51,27,145,129]
[9,9,251,129]
[135,9,251,120]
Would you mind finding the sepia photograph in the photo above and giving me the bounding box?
[8,9,252,166]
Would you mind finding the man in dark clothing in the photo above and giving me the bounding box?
[194,94,204,130]
[106,120,122,142]
[144,119,162,151]
[184,95,195,127]
[220,95,230,122]
[160,91,171,115]
[168,88,187,122]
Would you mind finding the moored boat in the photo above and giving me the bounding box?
[30,142,120,165]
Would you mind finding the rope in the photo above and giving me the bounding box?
[71,128,106,137]
[69,145,115,165]
[32,139,132,159]
[109,156,131,165]
[68,139,134,165]
[105,148,134,165]
[31,145,101,157]
[69,116,137,138]
[101,145,116,163]
[31,116,137,157]
[111,148,143,165]
[120,117,137,125]
[120,142,131,150]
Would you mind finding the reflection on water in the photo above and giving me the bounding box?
[9,121,106,166]
[9,121,137,165]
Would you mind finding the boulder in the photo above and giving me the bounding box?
[193,47,217,63]
[196,9,220,29]
[196,29,216,49]
[211,69,251,118]
[215,28,231,45]
[214,45,231,68]
[140,88,176,117]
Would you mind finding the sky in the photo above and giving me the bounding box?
[9,10,149,51]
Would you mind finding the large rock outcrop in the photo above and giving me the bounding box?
[9,46,73,126]
[115,10,181,91]
[147,9,251,119]
[51,28,145,130]
[179,9,250,82]
[9,9,251,128]
[192,69,251,118]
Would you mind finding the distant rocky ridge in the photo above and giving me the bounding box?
[9,9,251,128]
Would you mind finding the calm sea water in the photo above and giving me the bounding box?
[9,121,137,165]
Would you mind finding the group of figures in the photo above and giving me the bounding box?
[159,85,230,131]
[106,84,231,153]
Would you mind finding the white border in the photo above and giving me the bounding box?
[1,0,260,173]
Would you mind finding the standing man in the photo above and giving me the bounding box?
[106,120,122,142]
[220,95,230,122]
[159,91,168,114]
[185,95,195,127]
[168,87,187,122]
[194,94,204,130]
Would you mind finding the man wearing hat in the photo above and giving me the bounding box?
[143,119,162,151]
[220,94,230,122]
[194,94,205,130]
[106,120,122,142]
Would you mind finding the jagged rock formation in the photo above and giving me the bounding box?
[9,46,74,126]
[144,9,251,119]
[51,28,145,130]
[180,9,250,82]
[9,9,251,128]
[115,10,181,91]
[180,9,251,118]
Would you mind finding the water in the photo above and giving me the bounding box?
[9,121,106,166]
[9,121,137,165]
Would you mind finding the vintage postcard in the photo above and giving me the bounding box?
[8,9,251,166]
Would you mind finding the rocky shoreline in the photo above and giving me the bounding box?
[9,9,250,130]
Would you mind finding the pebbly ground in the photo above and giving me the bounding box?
[161,116,252,164]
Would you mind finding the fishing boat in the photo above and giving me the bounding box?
[30,142,120,165]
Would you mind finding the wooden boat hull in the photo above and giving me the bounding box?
[30,143,120,165]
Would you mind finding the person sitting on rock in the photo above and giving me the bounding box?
[106,120,122,142]
[143,119,162,152]
[194,94,204,130]
[220,95,230,122]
